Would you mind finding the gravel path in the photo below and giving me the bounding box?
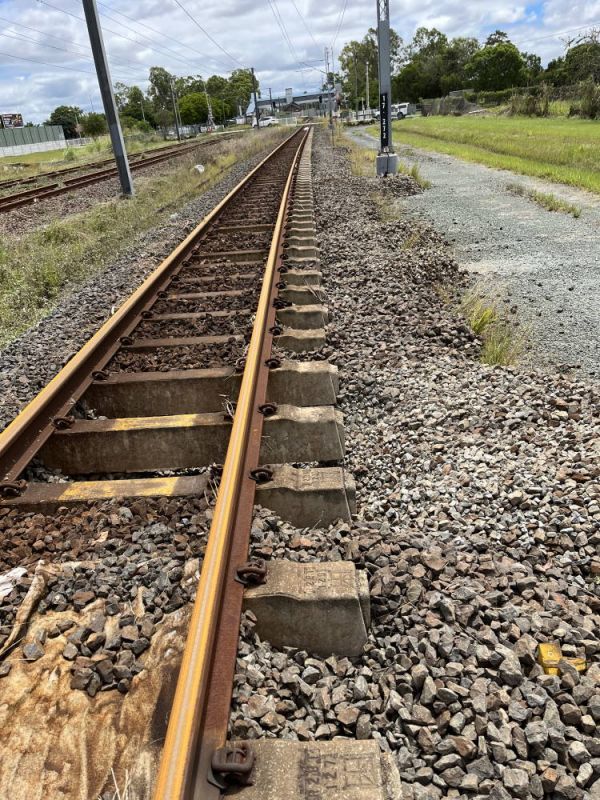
[230,129,600,800]
[0,141,281,432]
[347,128,600,378]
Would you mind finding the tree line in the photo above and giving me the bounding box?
[45,66,257,138]
[337,27,600,107]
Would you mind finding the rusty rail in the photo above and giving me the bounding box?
[151,125,309,800]
[0,134,239,213]
[0,128,303,485]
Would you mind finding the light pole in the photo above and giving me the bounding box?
[376,0,398,176]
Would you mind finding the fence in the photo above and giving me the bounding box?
[0,125,72,157]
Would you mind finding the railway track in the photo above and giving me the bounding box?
[0,134,238,213]
[0,125,373,799]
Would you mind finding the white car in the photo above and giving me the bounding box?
[392,103,410,119]
[253,116,280,128]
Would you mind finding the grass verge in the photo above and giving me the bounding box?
[506,182,582,218]
[0,129,285,346]
[460,285,527,366]
[343,131,430,188]
[377,116,600,195]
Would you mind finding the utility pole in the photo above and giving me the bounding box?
[269,87,274,114]
[170,80,181,141]
[324,46,334,141]
[353,45,359,117]
[251,67,260,129]
[205,90,215,130]
[82,0,134,196]
[366,62,370,112]
[375,0,398,176]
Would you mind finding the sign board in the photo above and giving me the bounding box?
[379,93,389,148]
[1,113,24,128]
[285,87,293,105]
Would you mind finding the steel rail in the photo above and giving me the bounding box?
[0,136,238,193]
[152,127,309,800]
[0,128,303,485]
[0,136,238,213]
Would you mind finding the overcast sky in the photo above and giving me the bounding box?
[1,0,599,123]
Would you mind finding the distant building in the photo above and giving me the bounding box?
[245,89,336,122]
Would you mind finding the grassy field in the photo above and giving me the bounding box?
[383,116,600,194]
[0,128,281,346]
[0,133,226,180]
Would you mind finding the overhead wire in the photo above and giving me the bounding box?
[511,20,600,48]
[331,0,348,51]
[36,0,208,74]
[0,29,142,79]
[96,0,218,73]
[170,0,243,69]
[289,0,321,51]
[0,48,96,75]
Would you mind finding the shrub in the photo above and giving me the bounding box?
[509,85,549,117]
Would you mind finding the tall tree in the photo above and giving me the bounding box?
[46,105,83,138]
[226,68,256,111]
[338,28,401,108]
[179,92,208,124]
[81,112,107,137]
[564,41,600,82]
[486,30,510,46]
[465,42,526,90]
[148,66,175,111]
[175,75,205,95]
[394,27,454,100]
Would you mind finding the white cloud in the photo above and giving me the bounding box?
[0,0,593,122]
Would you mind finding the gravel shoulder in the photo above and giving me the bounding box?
[347,128,599,378]
[230,128,599,800]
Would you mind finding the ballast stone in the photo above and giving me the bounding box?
[231,739,401,800]
[244,560,370,657]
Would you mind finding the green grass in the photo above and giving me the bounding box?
[0,129,285,346]
[0,134,216,182]
[460,286,527,366]
[397,161,431,189]
[506,182,582,217]
[377,116,600,194]
[343,130,430,188]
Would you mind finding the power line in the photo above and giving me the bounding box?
[268,0,300,64]
[171,0,243,68]
[96,1,220,74]
[290,0,320,51]
[0,29,141,79]
[95,2,214,73]
[267,0,319,78]
[331,0,348,51]
[36,0,205,74]
[0,48,95,75]
[512,20,600,48]
[0,13,150,77]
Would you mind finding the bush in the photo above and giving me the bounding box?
[570,78,600,119]
[510,85,549,117]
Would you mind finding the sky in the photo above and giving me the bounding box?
[1,0,600,123]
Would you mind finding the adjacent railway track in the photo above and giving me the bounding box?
[0,134,238,213]
[0,124,360,798]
